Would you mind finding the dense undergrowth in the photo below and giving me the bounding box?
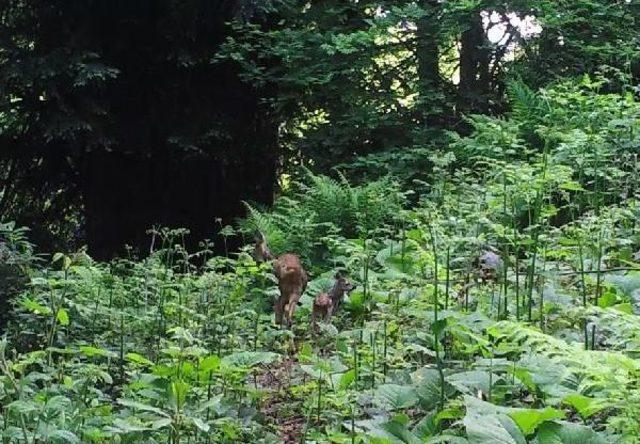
[1,78,640,443]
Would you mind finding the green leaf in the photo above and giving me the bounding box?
[56,308,69,326]
[126,352,154,366]
[379,418,421,444]
[169,380,190,411]
[191,416,210,433]
[151,418,172,430]
[559,181,584,191]
[375,384,419,410]
[79,345,117,358]
[463,397,525,444]
[222,351,278,368]
[117,398,170,417]
[52,252,65,264]
[612,302,633,314]
[562,394,606,419]
[536,421,606,444]
[21,298,51,315]
[412,368,448,410]
[7,399,38,414]
[112,418,150,432]
[597,292,617,308]
[508,407,565,436]
[50,430,80,443]
[447,371,497,397]
[200,355,221,373]
[338,369,356,389]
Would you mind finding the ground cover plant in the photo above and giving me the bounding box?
[1,78,640,443]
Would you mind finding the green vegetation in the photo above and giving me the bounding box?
[2,78,640,443]
[2,1,640,443]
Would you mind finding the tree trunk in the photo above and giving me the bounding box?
[458,12,491,114]
[416,0,444,125]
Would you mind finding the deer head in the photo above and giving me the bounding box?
[253,231,274,263]
[329,271,356,310]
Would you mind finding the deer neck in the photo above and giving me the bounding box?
[329,281,344,302]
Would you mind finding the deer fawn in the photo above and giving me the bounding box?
[253,233,308,328]
[311,272,356,330]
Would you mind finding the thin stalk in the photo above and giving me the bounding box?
[539,243,547,331]
[370,331,377,389]
[427,223,445,411]
[595,229,604,306]
[445,246,451,310]
[382,320,388,381]
[578,241,587,307]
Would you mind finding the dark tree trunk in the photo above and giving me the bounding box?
[458,12,491,114]
[416,0,444,125]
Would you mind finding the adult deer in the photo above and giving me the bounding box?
[254,233,308,328]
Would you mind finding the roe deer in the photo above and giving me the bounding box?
[273,253,308,327]
[475,250,503,284]
[458,249,504,304]
[311,292,333,331]
[329,271,356,314]
[253,232,274,263]
[253,233,308,327]
[311,272,356,330]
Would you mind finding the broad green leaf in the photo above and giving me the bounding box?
[412,367,448,410]
[7,399,38,414]
[56,308,69,326]
[151,418,172,430]
[338,369,356,389]
[79,345,117,358]
[379,418,421,444]
[117,398,170,417]
[112,418,150,432]
[562,395,606,420]
[375,384,419,410]
[612,302,633,314]
[21,298,51,315]
[597,292,617,308]
[222,351,278,368]
[45,395,71,411]
[508,407,565,436]
[169,380,190,410]
[536,421,606,444]
[200,355,221,373]
[463,397,525,444]
[50,430,80,443]
[126,352,154,366]
[191,416,210,433]
[447,370,498,397]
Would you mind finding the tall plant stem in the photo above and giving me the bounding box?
[578,240,587,307]
[427,223,445,411]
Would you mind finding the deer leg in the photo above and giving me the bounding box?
[324,304,333,324]
[311,305,318,332]
[274,296,284,326]
[286,294,299,329]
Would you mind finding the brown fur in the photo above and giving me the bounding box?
[311,292,333,331]
[273,253,308,327]
[328,272,356,315]
[253,233,274,263]
[311,273,356,330]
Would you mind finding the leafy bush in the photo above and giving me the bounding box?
[0,222,35,331]
[242,171,406,262]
